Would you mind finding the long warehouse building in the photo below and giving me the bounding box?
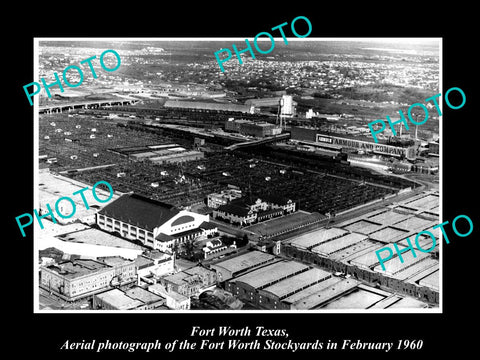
[281,191,440,305]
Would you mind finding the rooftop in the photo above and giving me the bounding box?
[184,265,214,278]
[95,288,144,310]
[98,256,133,267]
[418,270,439,291]
[393,217,436,232]
[311,233,368,256]
[134,256,155,270]
[290,278,359,310]
[233,260,309,290]
[403,194,439,211]
[329,240,380,262]
[142,249,169,260]
[390,257,438,281]
[99,193,179,231]
[44,259,110,279]
[39,172,119,223]
[348,244,392,269]
[124,287,164,304]
[288,227,349,250]
[368,211,412,225]
[261,268,332,299]
[282,277,342,304]
[156,227,204,242]
[211,251,277,275]
[199,221,218,230]
[56,228,146,251]
[148,284,189,302]
[341,220,384,235]
[387,296,428,309]
[368,226,410,243]
[373,250,430,275]
[245,211,325,237]
[216,203,252,217]
[321,287,385,310]
[164,100,251,113]
[162,269,203,286]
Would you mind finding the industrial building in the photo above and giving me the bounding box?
[40,257,137,301]
[213,250,429,310]
[209,250,279,282]
[245,211,326,240]
[224,259,360,310]
[109,143,204,165]
[96,193,217,253]
[225,118,282,137]
[281,191,440,305]
[290,126,416,159]
[164,99,253,114]
[148,150,204,165]
[244,95,296,117]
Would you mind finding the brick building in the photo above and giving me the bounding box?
[40,257,136,301]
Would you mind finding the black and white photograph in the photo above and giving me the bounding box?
[32,38,442,313]
[7,6,477,358]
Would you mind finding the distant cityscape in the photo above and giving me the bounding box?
[36,39,440,311]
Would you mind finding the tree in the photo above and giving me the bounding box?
[236,234,249,247]
[172,242,179,254]
[185,240,195,259]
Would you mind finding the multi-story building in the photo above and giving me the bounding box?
[262,194,296,214]
[214,203,258,226]
[96,193,217,253]
[40,257,137,301]
[290,126,416,159]
[207,188,242,209]
[148,283,191,310]
[134,250,175,279]
[224,118,281,138]
[213,196,296,226]
[158,265,217,298]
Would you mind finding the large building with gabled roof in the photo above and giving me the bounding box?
[96,193,216,253]
[212,195,296,226]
